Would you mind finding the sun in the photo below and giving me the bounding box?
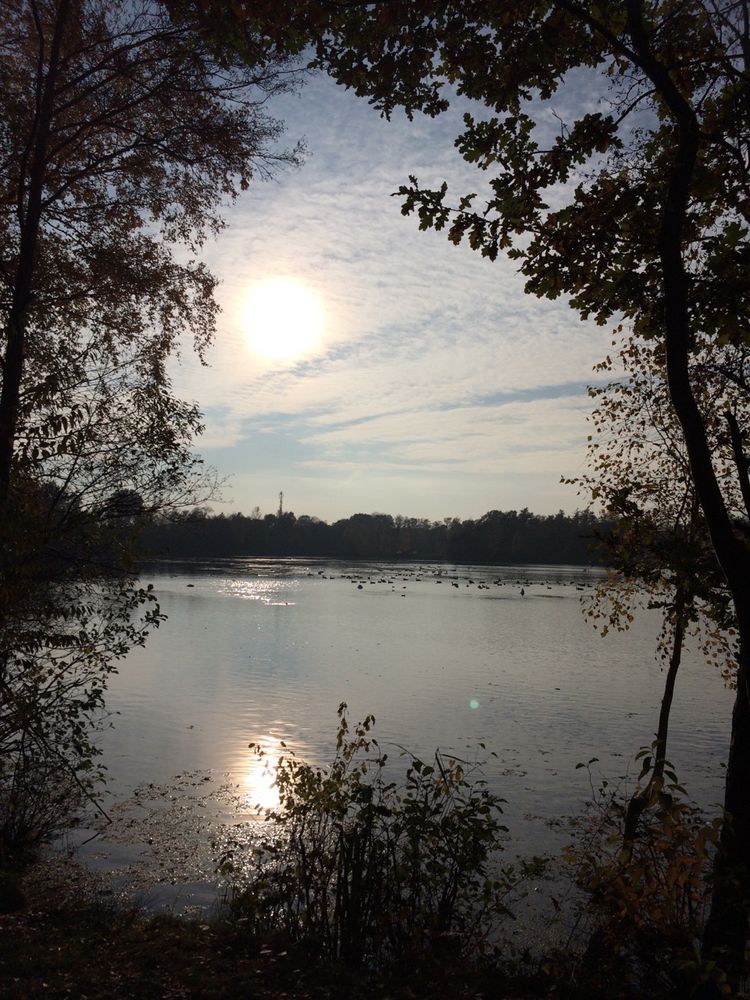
[243,277,325,362]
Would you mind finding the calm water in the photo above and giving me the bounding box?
[96,558,734,848]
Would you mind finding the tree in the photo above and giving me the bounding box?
[199,0,750,983]
[0,0,302,857]
[569,337,743,845]
[1,0,302,508]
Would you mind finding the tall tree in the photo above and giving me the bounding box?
[0,0,302,856]
[569,338,742,844]
[0,0,301,510]
[199,0,750,983]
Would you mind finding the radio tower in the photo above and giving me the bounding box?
[277,491,284,518]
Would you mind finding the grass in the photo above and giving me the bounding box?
[0,876,550,999]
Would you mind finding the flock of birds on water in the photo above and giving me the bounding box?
[181,563,594,603]
[303,564,592,598]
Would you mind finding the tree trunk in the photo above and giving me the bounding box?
[701,627,750,984]
[659,122,750,989]
[623,587,688,846]
[623,3,750,984]
[0,0,69,510]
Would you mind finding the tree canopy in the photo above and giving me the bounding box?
[141,504,606,564]
[0,0,302,507]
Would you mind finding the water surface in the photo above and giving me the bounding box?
[97,558,734,848]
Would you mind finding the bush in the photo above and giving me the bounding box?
[225,704,516,968]
[560,762,723,998]
[0,744,83,866]
[0,574,163,865]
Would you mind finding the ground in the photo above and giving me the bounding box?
[0,865,548,1000]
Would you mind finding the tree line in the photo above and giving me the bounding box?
[141,506,609,564]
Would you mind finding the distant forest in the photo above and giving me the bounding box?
[141,507,611,565]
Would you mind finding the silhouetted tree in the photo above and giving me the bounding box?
[0,0,301,858]
[143,506,608,564]
[568,338,742,845]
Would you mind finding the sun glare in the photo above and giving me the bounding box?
[243,277,325,363]
[243,739,281,812]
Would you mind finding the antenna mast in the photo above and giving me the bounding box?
[277,491,283,518]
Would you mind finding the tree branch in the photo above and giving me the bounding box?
[725,408,750,520]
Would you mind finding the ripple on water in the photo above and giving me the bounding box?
[85,559,734,897]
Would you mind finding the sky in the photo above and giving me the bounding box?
[173,68,617,524]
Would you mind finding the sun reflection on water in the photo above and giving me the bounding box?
[218,578,298,606]
[242,738,282,812]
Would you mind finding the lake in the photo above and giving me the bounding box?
[94,557,733,852]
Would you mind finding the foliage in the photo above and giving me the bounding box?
[0,565,164,864]
[570,337,745,683]
[1,0,303,510]
[225,705,517,968]
[0,0,302,859]
[565,337,750,847]
[561,762,724,998]
[270,2,750,346]
[142,504,608,564]
[202,0,750,345]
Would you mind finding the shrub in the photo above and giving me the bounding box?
[0,576,163,865]
[560,762,723,998]
[225,704,516,967]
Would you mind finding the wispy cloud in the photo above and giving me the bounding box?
[172,72,616,520]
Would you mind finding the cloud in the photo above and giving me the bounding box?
[171,72,617,520]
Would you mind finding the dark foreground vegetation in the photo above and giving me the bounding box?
[0,897,549,1000]
[0,893,721,1000]
[141,507,609,564]
[0,709,731,999]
